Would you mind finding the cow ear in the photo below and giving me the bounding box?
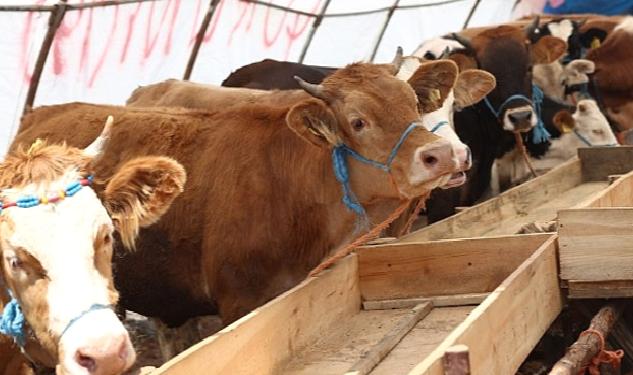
[408,60,458,113]
[453,69,496,108]
[567,59,595,74]
[286,98,340,148]
[531,35,567,64]
[553,110,575,133]
[579,28,608,48]
[104,156,186,250]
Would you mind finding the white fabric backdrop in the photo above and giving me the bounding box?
[0,0,517,155]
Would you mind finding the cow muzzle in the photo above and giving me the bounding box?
[504,106,536,132]
[58,309,135,375]
[409,139,458,187]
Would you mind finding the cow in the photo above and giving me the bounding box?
[14,61,461,360]
[222,58,336,90]
[0,120,186,374]
[423,24,567,222]
[127,59,496,190]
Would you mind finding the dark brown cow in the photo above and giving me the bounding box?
[221,58,336,89]
[14,61,460,337]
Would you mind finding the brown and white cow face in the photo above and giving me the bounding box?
[286,60,461,200]
[0,125,186,375]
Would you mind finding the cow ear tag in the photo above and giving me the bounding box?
[429,89,441,106]
[591,37,601,49]
[561,122,574,133]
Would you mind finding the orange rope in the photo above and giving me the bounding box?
[577,329,624,375]
[398,198,427,237]
[514,131,538,179]
[309,199,413,277]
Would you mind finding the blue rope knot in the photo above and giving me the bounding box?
[16,195,39,208]
[0,292,26,347]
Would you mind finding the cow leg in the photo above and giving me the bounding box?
[153,318,202,362]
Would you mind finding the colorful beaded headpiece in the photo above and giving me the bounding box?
[0,175,94,214]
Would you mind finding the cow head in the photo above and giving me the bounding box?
[0,118,186,375]
[533,58,595,101]
[553,100,618,147]
[450,23,567,132]
[286,58,461,200]
[396,56,496,188]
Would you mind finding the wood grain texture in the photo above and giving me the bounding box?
[358,234,551,301]
[559,208,633,282]
[362,293,488,311]
[398,158,582,242]
[150,255,360,375]
[579,146,633,182]
[407,236,562,375]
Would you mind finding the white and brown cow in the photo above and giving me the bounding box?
[0,119,186,375]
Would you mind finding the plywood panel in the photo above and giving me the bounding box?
[579,146,633,182]
[358,234,551,301]
[151,255,360,375]
[407,236,562,375]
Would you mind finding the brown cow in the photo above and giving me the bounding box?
[14,61,460,346]
[0,121,186,374]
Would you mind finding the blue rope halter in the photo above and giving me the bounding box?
[573,129,617,147]
[0,290,25,346]
[483,84,550,144]
[332,121,447,218]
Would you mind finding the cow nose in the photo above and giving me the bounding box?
[508,110,532,124]
[75,334,130,375]
[417,141,455,173]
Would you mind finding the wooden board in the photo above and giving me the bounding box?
[559,207,633,282]
[567,280,633,299]
[407,236,562,375]
[577,170,633,208]
[358,234,551,301]
[579,146,633,182]
[369,306,475,375]
[398,158,583,243]
[150,255,360,375]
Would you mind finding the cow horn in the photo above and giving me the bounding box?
[450,33,473,51]
[391,46,404,72]
[294,76,329,101]
[525,15,540,36]
[84,115,114,158]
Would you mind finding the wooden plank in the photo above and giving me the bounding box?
[346,303,433,375]
[371,306,474,375]
[567,280,633,299]
[362,293,488,310]
[358,234,551,301]
[579,146,633,182]
[398,158,582,242]
[407,235,562,375]
[559,208,633,282]
[150,255,360,375]
[575,170,633,208]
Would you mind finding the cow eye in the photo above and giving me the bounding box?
[351,119,366,132]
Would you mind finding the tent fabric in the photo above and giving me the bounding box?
[0,0,512,155]
[544,0,633,15]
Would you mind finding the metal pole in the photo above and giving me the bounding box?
[369,0,400,62]
[183,0,221,80]
[297,0,332,63]
[462,0,481,30]
[23,0,68,114]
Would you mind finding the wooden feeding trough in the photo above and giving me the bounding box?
[143,147,633,375]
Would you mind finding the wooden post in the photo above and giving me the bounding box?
[443,345,471,375]
[297,0,331,63]
[183,0,221,80]
[461,0,481,30]
[549,304,623,375]
[22,0,68,114]
[369,0,400,62]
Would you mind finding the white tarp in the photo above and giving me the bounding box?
[0,0,516,155]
